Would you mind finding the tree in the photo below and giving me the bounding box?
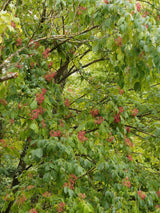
[0,0,160,212]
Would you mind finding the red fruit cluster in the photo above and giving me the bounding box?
[131,108,138,116]
[125,138,133,148]
[36,88,47,105]
[104,0,109,4]
[30,106,44,120]
[42,48,51,59]
[115,36,122,47]
[0,98,7,106]
[48,61,53,69]
[157,191,160,198]
[36,93,44,105]
[16,38,22,47]
[29,209,38,213]
[136,2,141,12]
[42,88,47,95]
[44,71,56,82]
[78,193,86,199]
[107,136,114,142]
[11,21,16,28]
[30,62,34,69]
[142,11,149,17]
[42,191,51,198]
[16,194,27,205]
[4,194,9,201]
[126,126,131,133]
[95,116,104,124]
[57,202,66,213]
[90,109,99,117]
[27,185,34,190]
[78,131,88,142]
[34,41,39,49]
[114,107,124,123]
[65,98,70,107]
[0,139,7,148]
[63,174,78,190]
[59,120,64,127]
[77,6,87,15]
[10,119,14,124]
[65,111,72,119]
[79,6,87,11]
[123,177,131,188]
[50,130,61,137]
[118,87,124,95]
[138,190,146,200]
[127,155,133,161]
[16,64,22,69]
[41,119,46,128]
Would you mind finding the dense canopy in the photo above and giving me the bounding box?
[0,0,160,212]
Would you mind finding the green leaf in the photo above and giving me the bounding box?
[29,121,39,133]
[134,82,141,91]
[30,99,37,109]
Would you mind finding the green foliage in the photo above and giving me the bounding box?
[0,0,160,212]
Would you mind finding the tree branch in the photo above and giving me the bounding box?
[58,58,107,83]
[0,72,18,82]
[137,0,160,11]
[1,0,12,11]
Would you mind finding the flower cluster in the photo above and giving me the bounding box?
[78,131,88,142]
[90,109,99,117]
[57,202,66,213]
[44,71,56,82]
[138,190,146,200]
[50,130,61,137]
[42,48,50,59]
[123,177,131,188]
[63,174,78,190]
